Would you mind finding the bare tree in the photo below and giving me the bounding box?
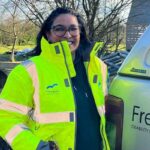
[11,2,18,62]
[10,0,53,27]
[83,0,131,40]
[54,0,80,10]
[1,0,19,61]
[1,0,132,56]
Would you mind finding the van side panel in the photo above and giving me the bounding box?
[108,75,150,150]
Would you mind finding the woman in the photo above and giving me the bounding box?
[0,7,110,150]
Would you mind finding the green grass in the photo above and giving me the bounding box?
[0,43,126,54]
[0,45,35,54]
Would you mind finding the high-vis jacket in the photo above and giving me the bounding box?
[0,37,110,150]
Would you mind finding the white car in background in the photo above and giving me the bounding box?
[16,48,33,57]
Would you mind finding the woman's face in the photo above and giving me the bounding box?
[46,14,80,52]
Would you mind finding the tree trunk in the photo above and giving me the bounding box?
[10,35,17,62]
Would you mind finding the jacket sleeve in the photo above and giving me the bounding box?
[0,65,41,150]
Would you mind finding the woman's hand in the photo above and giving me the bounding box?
[36,140,59,150]
[49,141,59,150]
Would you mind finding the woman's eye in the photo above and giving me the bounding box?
[55,28,65,31]
[70,27,78,31]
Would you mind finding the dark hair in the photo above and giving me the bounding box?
[32,7,91,56]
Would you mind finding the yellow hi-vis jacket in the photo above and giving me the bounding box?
[0,37,110,150]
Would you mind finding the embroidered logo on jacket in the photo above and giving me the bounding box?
[46,83,58,89]
[46,83,59,94]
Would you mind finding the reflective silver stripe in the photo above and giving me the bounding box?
[100,60,108,96]
[25,62,40,116]
[25,62,75,124]
[5,124,28,145]
[34,112,75,124]
[0,99,31,115]
[98,105,105,116]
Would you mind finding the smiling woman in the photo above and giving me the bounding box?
[0,7,110,150]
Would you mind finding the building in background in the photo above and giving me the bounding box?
[126,0,150,50]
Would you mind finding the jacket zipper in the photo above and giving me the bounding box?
[60,42,77,150]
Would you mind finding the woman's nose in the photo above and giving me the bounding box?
[63,31,72,38]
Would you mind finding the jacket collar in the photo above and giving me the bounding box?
[82,42,104,61]
[40,37,103,77]
[40,37,76,77]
